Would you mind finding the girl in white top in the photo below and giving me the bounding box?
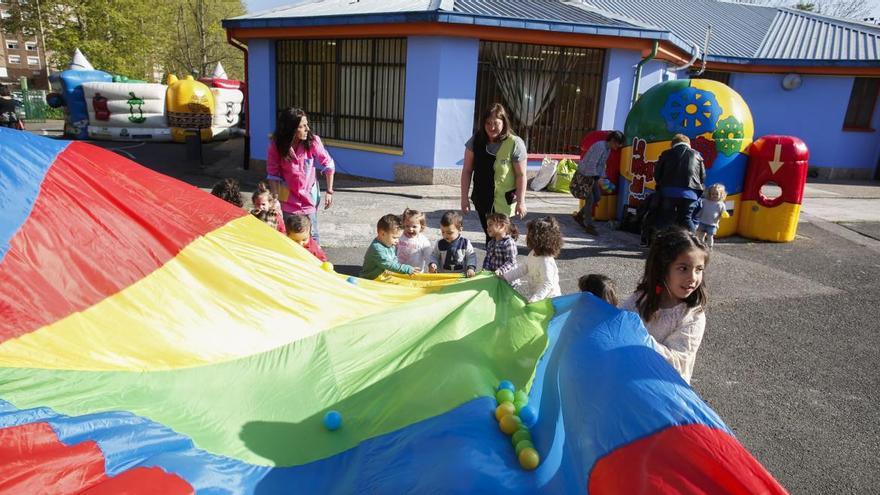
[502,216,562,303]
[621,227,710,384]
[396,208,433,272]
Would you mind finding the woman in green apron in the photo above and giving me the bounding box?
[460,103,528,239]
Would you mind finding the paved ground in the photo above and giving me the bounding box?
[28,125,880,493]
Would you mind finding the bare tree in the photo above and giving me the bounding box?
[730,0,872,20]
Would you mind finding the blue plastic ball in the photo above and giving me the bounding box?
[519,405,537,427]
[346,276,358,285]
[323,410,342,431]
[497,380,515,393]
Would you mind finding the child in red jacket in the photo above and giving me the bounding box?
[285,214,327,262]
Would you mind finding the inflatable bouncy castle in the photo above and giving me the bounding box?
[47,50,244,143]
[0,129,787,493]
[615,79,807,242]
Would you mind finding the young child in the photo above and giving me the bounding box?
[396,208,433,273]
[578,274,619,306]
[483,213,519,276]
[210,178,243,208]
[429,211,477,277]
[621,227,709,384]
[501,216,562,303]
[360,214,420,279]
[251,185,286,234]
[695,183,728,248]
[285,214,327,262]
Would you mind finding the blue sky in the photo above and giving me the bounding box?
[245,0,880,19]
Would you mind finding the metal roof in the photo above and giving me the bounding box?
[755,8,880,61]
[226,0,880,65]
[579,0,779,59]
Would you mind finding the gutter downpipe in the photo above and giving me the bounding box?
[227,32,250,170]
[631,41,659,109]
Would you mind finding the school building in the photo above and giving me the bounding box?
[223,0,880,183]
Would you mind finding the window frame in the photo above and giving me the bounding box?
[26,55,39,65]
[473,40,606,156]
[5,39,18,50]
[275,38,407,150]
[8,54,21,64]
[843,77,879,132]
[25,41,37,51]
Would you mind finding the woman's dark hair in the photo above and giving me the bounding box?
[285,214,311,234]
[526,216,562,257]
[635,227,709,322]
[606,130,625,145]
[486,212,519,241]
[210,178,243,208]
[440,211,464,230]
[476,103,513,143]
[274,107,313,158]
[578,274,619,306]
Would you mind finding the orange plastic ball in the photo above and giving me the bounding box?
[495,401,516,422]
[518,447,540,470]
[499,414,520,435]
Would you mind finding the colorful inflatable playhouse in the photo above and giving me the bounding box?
[0,129,787,493]
[46,50,244,143]
[616,79,807,242]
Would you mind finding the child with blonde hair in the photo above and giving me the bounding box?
[251,182,286,234]
[695,183,728,248]
[396,208,433,272]
[501,216,562,303]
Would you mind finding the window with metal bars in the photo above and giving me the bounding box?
[843,77,879,130]
[276,38,406,148]
[474,41,605,155]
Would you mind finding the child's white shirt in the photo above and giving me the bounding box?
[621,293,706,384]
[396,233,432,272]
[502,251,561,303]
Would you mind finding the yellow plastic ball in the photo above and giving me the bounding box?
[495,402,516,422]
[499,414,520,435]
[321,261,334,272]
[518,447,540,470]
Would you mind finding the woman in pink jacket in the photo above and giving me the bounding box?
[267,107,336,242]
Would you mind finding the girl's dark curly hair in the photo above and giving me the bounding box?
[210,178,243,208]
[635,227,709,323]
[526,216,562,257]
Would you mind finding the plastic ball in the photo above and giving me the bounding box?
[323,410,342,431]
[518,405,537,427]
[495,401,516,422]
[495,389,515,405]
[499,414,520,435]
[514,390,529,405]
[513,399,527,413]
[518,447,540,470]
[346,276,358,285]
[497,380,515,392]
[321,261,334,272]
[511,429,532,446]
[515,439,535,456]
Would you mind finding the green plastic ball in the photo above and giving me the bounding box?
[514,399,527,413]
[514,390,529,405]
[495,389,515,404]
[515,439,535,455]
[511,429,532,446]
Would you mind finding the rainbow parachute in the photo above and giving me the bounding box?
[0,129,786,493]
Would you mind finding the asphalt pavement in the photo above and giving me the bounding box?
[27,126,880,493]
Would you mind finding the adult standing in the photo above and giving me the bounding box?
[571,131,624,236]
[460,103,528,239]
[654,134,705,232]
[267,107,335,242]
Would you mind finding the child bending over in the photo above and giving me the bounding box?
[578,274,619,306]
[285,214,327,262]
[360,214,420,279]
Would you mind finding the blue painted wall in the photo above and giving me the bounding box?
[248,39,275,161]
[598,50,676,131]
[730,73,880,172]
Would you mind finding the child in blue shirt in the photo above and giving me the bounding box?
[429,211,477,277]
[360,214,421,279]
